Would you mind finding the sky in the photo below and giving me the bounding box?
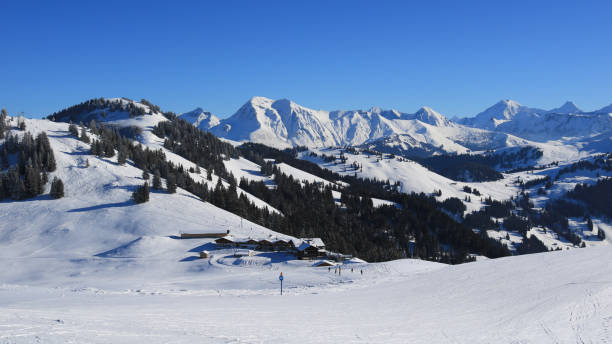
[1,0,611,119]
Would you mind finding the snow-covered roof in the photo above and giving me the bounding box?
[302,238,325,248]
[313,260,336,267]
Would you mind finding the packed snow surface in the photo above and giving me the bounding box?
[2,246,612,343]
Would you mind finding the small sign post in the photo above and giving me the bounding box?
[279,272,284,295]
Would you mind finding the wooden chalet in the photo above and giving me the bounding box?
[257,239,274,251]
[214,236,235,247]
[237,238,259,249]
[297,241,326,259]
[272,239,295,251]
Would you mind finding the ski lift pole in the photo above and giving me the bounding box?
[279,272,284,295]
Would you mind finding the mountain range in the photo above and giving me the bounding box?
[179,97,612,158]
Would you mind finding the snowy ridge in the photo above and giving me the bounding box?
[206,97,546,157]
[200,96,612,159]
[458,99,612,143]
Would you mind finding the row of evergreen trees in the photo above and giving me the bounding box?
[0,128,64,200]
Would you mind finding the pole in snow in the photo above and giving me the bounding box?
[279,272,284,295]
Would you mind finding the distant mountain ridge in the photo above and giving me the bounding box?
[183,96,612,158]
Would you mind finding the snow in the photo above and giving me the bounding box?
[2,244,612,343]
[302,148,518,213]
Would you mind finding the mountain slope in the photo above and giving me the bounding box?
[0,118,290,264]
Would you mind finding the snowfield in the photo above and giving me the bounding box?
[1,247,612,343]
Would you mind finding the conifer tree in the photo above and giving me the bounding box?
[89,119,98,135]
[166,173,177,193]
[50,176,64,199]
[80,127,90,143]
[68,123,79,137]
[117,147,127,165]
[152,170,162,189]
[133,182,150,203]
[142,170,150,180]
[46,151,56,172]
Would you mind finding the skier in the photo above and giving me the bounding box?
[360,269,363,275]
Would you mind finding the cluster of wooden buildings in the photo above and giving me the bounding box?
[214,235,327,259]
[181,231,352,261]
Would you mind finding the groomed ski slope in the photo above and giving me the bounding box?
[1,246,611,343]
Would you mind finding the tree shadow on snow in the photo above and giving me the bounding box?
[188,242,216,253]
[179,256,200,262]
[67,200,134,212]
[94,238,142,258]
[256,252,297,263]
[0,193,55,203]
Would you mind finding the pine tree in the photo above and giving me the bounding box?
[68,123,79,137]
[133,182,150,203]
[50,177,64,199]
[80,127,90,143]
[46,151,56,172]
[166,173,177,193]
[152,170,162,189]
[142,170,150,180]
[24,164,41,198]
[117,147,127,165]
[89,119,98,135]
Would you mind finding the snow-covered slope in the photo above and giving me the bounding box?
[0,118,289,264]
[2,239,612,343]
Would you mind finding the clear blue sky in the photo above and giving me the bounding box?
[1,0,611,119]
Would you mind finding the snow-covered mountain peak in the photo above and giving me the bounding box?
[179,107,220,130]
[489,99,523,119]
[413,106,449,126]
[249,96,275,106]
[369,106,382,114]
[548,101,582,114]
[458,99,530,130]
